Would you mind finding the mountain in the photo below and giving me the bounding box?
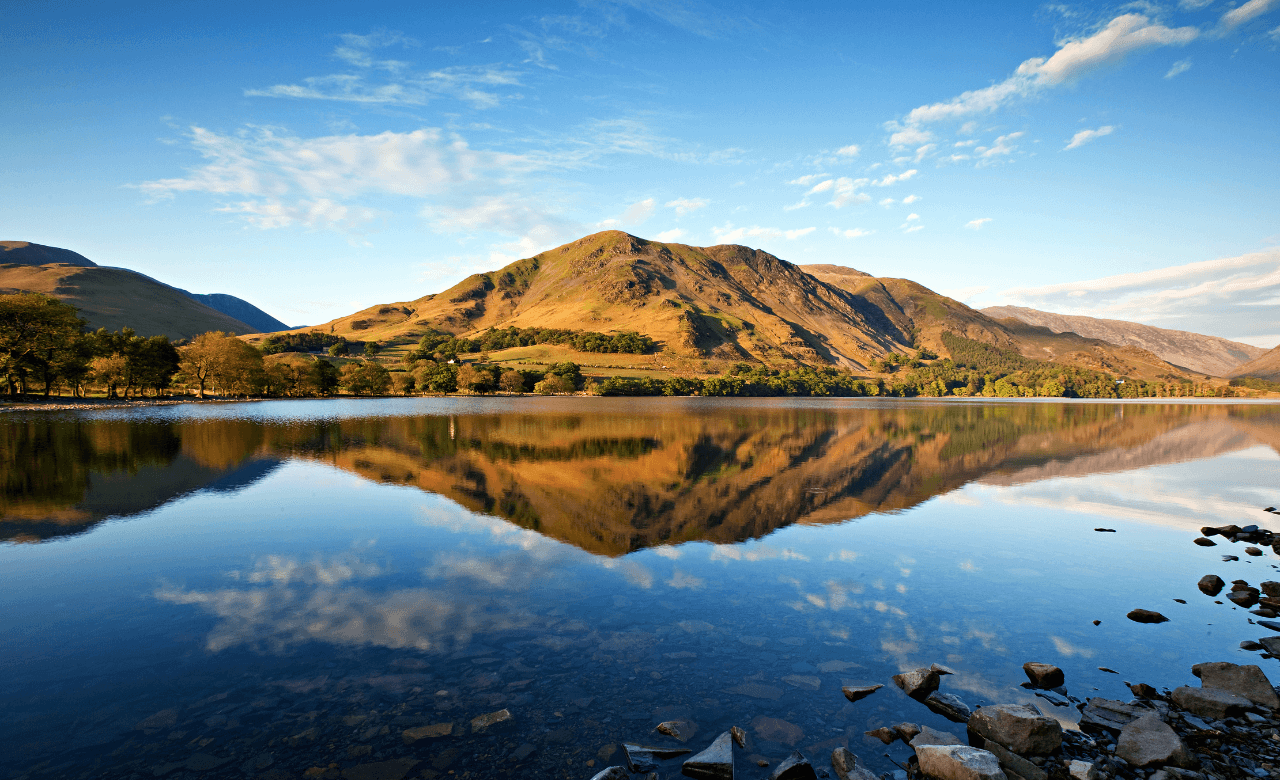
[981,305,1265,377]
[1,241,289,338]
[274,230,1185,380]
[1229,345,1280,382]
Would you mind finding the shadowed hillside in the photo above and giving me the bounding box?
[1229,345,1280,382]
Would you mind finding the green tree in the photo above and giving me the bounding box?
[499,369,526,393]
[364,341,381,357]
[341,361,392,395]
[0,293,88,396]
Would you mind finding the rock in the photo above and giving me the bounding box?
[909,725,963,748]
[1193,537,1217,546]
[342,758,419,780]
[931,663,958,675]
[1262,581,1280,598]
[402,722,452,743]
[590,768,629,780]
[1127,609,1169,623]
[1079,698,1146,733]
[1259,635,1280,654]
[1127,682,1160,699]
[1115,715,1197,769]
[782,674,822,691]
[1170,686,1252,719]
[731,725,747,749]
[512,744,536,761]
[1197,575,1225,596]
[682,731,734,780]
[1241,640,1265,651]
[892,668,941,699]
[624,744,692,772]
[830,747,878,780]
[1021,663,1064,689]
[1246,546,1264,556]
[864,727,898,744]
[1258,619,1280,632]
[1227,589,1260,608]
[914,745,1007,780]
[658,720,698,742]
[725,682,785,700]
[752,716,804,746]
[841,684,883,703]
[981,741,1046,780]
[186,754,230,772]
[925,692,972,723]
[1191,661,1280,709]
[769,751,818,780]
[470,708,511,732]
[893,723,921,742]
[1066,760,1101,780]
[968,704,1062,755]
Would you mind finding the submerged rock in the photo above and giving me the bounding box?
[730,725,747,749]
[768,751,817,780]
[1192,661,1280,709]
[841,684,882,703]
[682,731,734,780]
[892,668,941,699]
[1021,662,1064,689]
[752,716,804,746]
[1127,609,1169,624]
[864,727,898,745]
[968,704,1062,755]
[402,722,452,744]
[925,692,972,723]
[909,725,963,748]
[1115,715,1197,769]
[590,767,629,780]
[624,743,692,773]
[1197,574,1225,596]
[657,720,698,743]
[914,745,1007,780]
[892,723,921,742]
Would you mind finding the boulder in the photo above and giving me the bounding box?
[731,725,747,749]
[1262,581,1280,598]
[590,768,629,780]
[893,723,921,742]
[1197,575,1225,597]
[1066,760,1101,780]
[1078,698,1146,733]
[1127,609,1169,624]
[931,663,958,676]
[1227,589,1260,608]
[1021,663,1064,689]
[1246,546,1264,556]
[1191,661,1280,709]
[910,726,963,748]
[1127,682,1160,699]
[864,727,898,744]
[1193,537,1216,546]
[968,704,1062,755]
[1115,715,1197,769]
[893,668,941,699]
[624,744,692,773]
[925,692,972,723]
[1259,635,1280,655]
[1170,686,1251,719]
[913,745,1007,780]
[981,741,1046,780]
[768,751,818,780]
[682,731,734,780]
[841,684,883,703]
[830,747,877,780]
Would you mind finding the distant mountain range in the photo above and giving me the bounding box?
[982,305,1266,378]
[275,230,1193,380]
[0,241,289,338]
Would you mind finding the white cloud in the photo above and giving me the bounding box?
[621,197,655,224]
[1000,248,1280,339]
[879,198,895,207]
[1165,59,1193,78]
[903,225,924,233]
[1064,125,1115,150]
[904,213,921,222]
[965,217,993,230]
[898,14,1197,129]
[835,144,861,157]
[1179,0,1214,8]
[875,169,918,186]
[806,179,835,195]
[655,228,685,242]
[829,227,874,238]
[666,197,708,214]
[218,198,380,231]
[888,126,934,147]
[789,174,827,186]
[1221,0,1280,28]
[830,177,872,207]
[902,194,921,204]
[712,224,815,243]
[783,200,810,211]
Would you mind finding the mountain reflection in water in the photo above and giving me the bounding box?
[5,401,1278,551]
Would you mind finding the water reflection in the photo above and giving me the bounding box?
[5,402,1278,551]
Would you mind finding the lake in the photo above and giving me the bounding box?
[2,398,1279,780]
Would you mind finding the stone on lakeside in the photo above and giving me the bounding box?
[967,704,1062,756]
[1127,682,1160,699]
[981,741,1046,780]
[623,743,692,773]
[768,750,818,780]
[1227,589,1260,608]
[892,722,921,742]
[469,708,511,732]
[1115,715,1197,769]
[590,767,629,780]
[1262,581,1280,598]
[830,747,878,780]
[925,692,972,723]
[1193,537,1217,547]
[658,719,698,742]
[1259,619,1280,632]
[752,716,804,746]
[1021,663,1065,689]
[1078,698,1146,733]
[864,727,898,744]
[909,725,963,748]
[401,722,452,743]
[731,725,747,748]
[682,731,734,780]
[1191,661,1280,709]
[1259,635,1280,655]
[1127,609,1169,624]
[1197,575,1225,596]
[892,667,941,699]
[1066,760,1101,780]
[841,684,883,703]
[913,744,1007,780]
[931,663,958,675]
[1170,685,1253,719]
[1246,546,1264,556]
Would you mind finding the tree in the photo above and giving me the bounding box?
[392,372,415,395]
[341,361,392,395]
[328,340,349,357]
[0,293,87,396]
[499,369,525,394]
[180,332,264,398]
[364,341,381,357]
[456,363,497,393]
[534,374,573,395]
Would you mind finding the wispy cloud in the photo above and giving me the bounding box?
[621,197,655,224]
[666,197,708,214]
[829,227,873,238]
[655,228,685,242]
[965,218,992,230]
[712,223,815,243]
[874,169,918,186]
[1165,59,1193,78]
[1064,125,1115,150]
[1220,0,1280,29]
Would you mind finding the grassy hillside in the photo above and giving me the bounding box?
[0,263,258,339]
[1229,345,1280,382]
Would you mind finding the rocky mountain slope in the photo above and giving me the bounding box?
[1,241,288,338]
[279,230,1186,380]
[1228,344,1280,382]
[982,304,1265,377]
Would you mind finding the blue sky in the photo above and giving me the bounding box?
[3,0,1278,344]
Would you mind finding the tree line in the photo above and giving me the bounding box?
[405,326,655,362]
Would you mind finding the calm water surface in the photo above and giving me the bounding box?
[3,398,1279,780]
